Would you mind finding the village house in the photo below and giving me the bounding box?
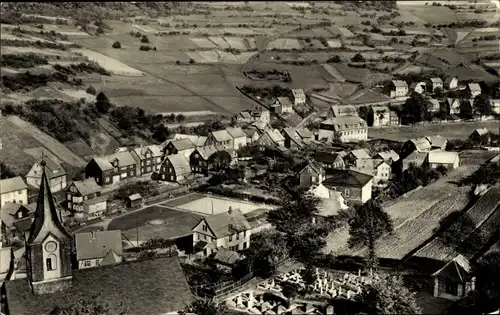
[466,83,482,98]
[190,146,221,174]
[275,97,294,114]
[281,127,313,149]
[390,111,399,126]
[427,77,443,92]
[401,137,433,158]
[460,99,474,117]
[386,80,408,98]
[257,129,286,148]
[0,202,34,244]
[192,207,251,257]
[130,145,163,176]
[402,151,428,171]
[322,169,373,204]
[432,255,475,300]
[243,128,260,144]
[428,98,441,113]
[312,151,346,170]
[65,178,102,213]
[426,135,448,150]
[205,129,233,151]
[247,121,272,135]
[297,161,325,189]
[370,105,391,127]
[318,116,368,143]
[235,110,254,123]
[374,150,400,166]
[162,138,198,161]
[291,89,306,106]
[84,150,137,186]
[373,160,392,186]
[444,77,459,90]
[226,127,247,150]
[159,153,192,183]
[445,98,461,116]
[171,133,207,147]
[25,159,67,193]
[490,99,500,114]
[81,196,108,220]
[344,149,373,170]
[75,230,123,269]
[3,164,194,315]
[249,107,271,124]
[410,82,426,94]
[308,184,348,220]
[329,105,358,118]
[270,102,283,114]
[0,176,28,209]
[469,128,491,145]
[426,151,460,170]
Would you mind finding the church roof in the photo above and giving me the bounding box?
[26,160,71,245]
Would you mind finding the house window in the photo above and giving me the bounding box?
[203,225,207,232]
[236,233,240,240]
[17,212,23,219]
[83,260,91,267]
[243,231,246,237]
[312,177,316,183]
[46,257,55,271]
[96,259,101,266]
[19,200,23,204]
[18,190,22,195]
[229,235,233,242]
[344,189,350,197]
[243,242,248,249]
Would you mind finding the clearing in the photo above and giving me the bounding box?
[72,48,144,76]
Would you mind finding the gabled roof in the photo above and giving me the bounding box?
[243,128,258,137]
[164,154,191,176]
[128,193,142,201]
[299,161,324,175]
[170,134,207,147]
[407,137,432,151]
[427,98,441,110]
[322,116,367,131]
[263,129,285,144]
[323,169,373,187]
[277,97,293,107]
[166,139,197,151]
[467,83,481,92]
[375,150,400,163]
[193,145,219,160]
[210,130,232,142]
[473,128,489,136]
[403,151,428,167]
[426,135,448,148]
[81,195,107,206]
[93,150,136,170]
[238,111,252,119]
[371,105,390,113]
[0,203,33,228]
[0,176,28,194]
[75,230,123,261]
[348,148,371,160]
[296,128,313,139]
[446,98,459,107]
[427,151,459,164]
[432,254,472,283]
[30,158,66,179]
[132,145,162,159]
[202,208,251,239]
[410,82,426,90]
[71,178,102,197]
[4,256,194,315]
[330,105,358,117]
[444,76,457,84]
[226,127,246,139]
[313,151,344,165]
[291,89,305,97]
[429,77,443,84]
[391,80,408,88]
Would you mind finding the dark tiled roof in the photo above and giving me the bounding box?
[323,169,373,187]
[313,151,343,165]
[4,256,194,315]
[203,208,251,239]
[75,230,123,261]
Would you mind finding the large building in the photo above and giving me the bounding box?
[0,177,28,209]
[318,116,368,143]
[25,158,67,193]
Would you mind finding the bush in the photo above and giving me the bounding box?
[86,85,97,95]
[115,180,160,200]
[96,27,104,35]
[175,60,180,65]
[1,53,48,68]
[141,35,150,43]
[351,53,365,62]
[189,58,195,64]
[112,41,121,48]
[139,45,152,51]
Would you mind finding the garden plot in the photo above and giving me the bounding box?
[286,2,311,8]
[72,48,144,76]
[266,38,301,50]
[60,89,96,102]
[195,50,221,63]
[215,50,240,63]
[1,33,53,43]
[208,36,230,49]
[190,37,218,49]
[455,30,472,44]
[327,40,342,48]
[235,51,259,63]
[336,27,354,38]
[224,37,248,50]
[132,24,158,34]
[345,45,376,51]
[321,64,346,82]
[243,38,257,50]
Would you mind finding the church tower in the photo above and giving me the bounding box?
[25,160,73,295]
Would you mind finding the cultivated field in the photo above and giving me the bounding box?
[72,48,144,76]
[369,120,500,141]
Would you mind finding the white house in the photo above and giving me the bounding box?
[291,89,306,106]
[446,98,461,115]
[192,208,251,257]
[426,151,460,170]
[25,159,67,193]
[410,82,426,94]
[387,80,408,98]
[490,99,500,114]
[81,196,107,220]
[466,83,482,98]
[373,160,392,186]
[444,77,458,90]
[205,130,233,151]
[276,97,294,113]
[318,116,368,143]
[371,105,391,127]
[427,77,443,92]
[226,127,247,150]
[428,98,441,113]
[75,230,123,269]
[0,177,28,209]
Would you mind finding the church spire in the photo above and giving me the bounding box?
[27,159,71,245]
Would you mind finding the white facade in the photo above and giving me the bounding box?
[232,136,247,150]
[42,235,62,280]
[374,161,391,186]
[291,89,306,106]
[0,187,28,209]
[361,180,373,203]
[192,220,251,257]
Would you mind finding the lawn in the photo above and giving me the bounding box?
[170,195,275,215]
[369,120,500,141]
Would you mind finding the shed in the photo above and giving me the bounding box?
[127,193,143,208]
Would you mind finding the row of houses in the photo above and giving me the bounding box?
[386,78,482,99]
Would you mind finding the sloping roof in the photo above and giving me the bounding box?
[238,111,252,119]
[226,127,246,139]
[194,145,219,160]
[32,158,66,179]
[265,129,285,143]
[291,89,305,97]
[243,128,258,137]
[299,161,324,175]
[410,82,426,90]
[132,145,162,159]
[93,150,136,170]
[427,151,459,164]
[100,250,121,266]
[167,139,197,151]
[391,80,408,88]
[376,150,400,162]
[0,176,28,194]
[427,98,441,111]
[166,154,191,176]
[348,148,371,159]
[330,105,358,117]
[467,83,481,92]
[322,116,367,132]
[432,254,472,283]
[403,151,428,167]
[171,134,207,147]
[75,230,123,261]
[0,203,33,228]
[313,151,344,165]
[429,77,443,84]
[128,193,142,201]
[323,169,373,187]
[277,97,293,107]
[72,178,101,197]
[213,248,241,265]
[408,137,432,151]
[473,128,489,136]
[444,76,457,84]
[4,256,195,315]
[81,195,107,206]
[426,135,448,148]
[203,208,251,239]
[210,130,232,142]
[296,128,313,139]
[371,105,390,113]
[446,98,459,107]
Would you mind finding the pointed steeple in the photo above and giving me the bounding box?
[27,159,71,245]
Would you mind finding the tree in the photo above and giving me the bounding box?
[474,94,492,119]
[49,294,125,315]
[95,91,112,114]
[281,282,300,300]
[401,92,429,124]
[0,163,16,179]
[141,35,149,43]
[459,99,474,120]
[152,124,170,142]
[179,299,227,315]
[86,85,97,95]
[112,41,121,48]
[356,275,422,314]
[351,53,365,62]
[175,114,186,123]
[346,200,393,270]
[189,58,195,64]
[96,26,104,35]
